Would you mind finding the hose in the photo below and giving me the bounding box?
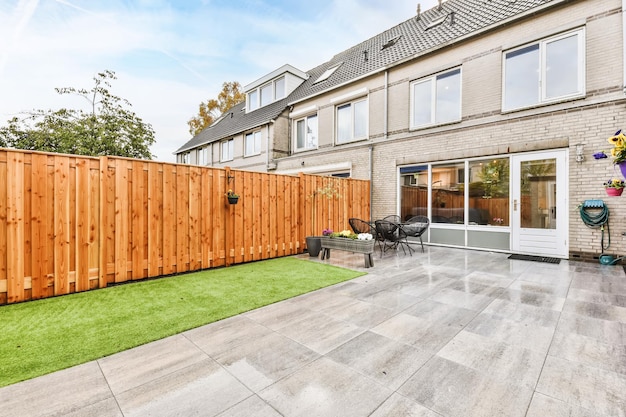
[579,202,610,252]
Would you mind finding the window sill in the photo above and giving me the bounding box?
[501,93,586,114]
[409,119,461,132]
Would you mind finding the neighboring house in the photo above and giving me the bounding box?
[175,0,626,261]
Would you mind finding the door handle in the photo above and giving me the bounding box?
[513,199,518,211]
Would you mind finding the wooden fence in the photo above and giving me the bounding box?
[0,149,370,304]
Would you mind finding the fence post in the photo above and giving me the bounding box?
[225,166,233,267]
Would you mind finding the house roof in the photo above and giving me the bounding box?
[175,0,560,154]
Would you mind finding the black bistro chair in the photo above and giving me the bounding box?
[402,215,429,253]
[374,219,413,256]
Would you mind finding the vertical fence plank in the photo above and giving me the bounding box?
[147,163,161,277]
[31,154,48,299]
[114,159,129,283]
[176,165,189,272]
[188,167,201,270]
[53,156,70,295]
[162,164,176,275]
[75,159,90,292]
[7,152,24,303]
[200,168,212,268]
[131,160,146,280]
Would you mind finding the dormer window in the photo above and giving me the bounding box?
[247,76,286,111]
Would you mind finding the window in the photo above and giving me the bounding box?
[503,29,584,111]
[336,98,367,144]
[181,152,190,164]
[468,158,509,226]
[431,163,464,224]
[275,77,285,100]
[248,76,286,111]
[295,114,318,151]
[315,64,341,84]
[244,131,261,156]
[260,84,272,107]
[221,139,233,161]
[411,68,461,128]
[197,147,209,166]
[248,90,258,111]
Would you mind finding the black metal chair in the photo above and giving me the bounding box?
[349,218,383,254]
[382,215,401,223]
[375,220,413,256]
[402,215,429,253]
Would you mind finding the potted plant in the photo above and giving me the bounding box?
[603,178,624,196]
[305,185,339,257]
[607,129,626,177]
[226,189,239,204]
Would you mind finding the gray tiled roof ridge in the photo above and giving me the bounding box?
[175,0,560,154]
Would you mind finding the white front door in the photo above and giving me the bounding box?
[510,150,568,258]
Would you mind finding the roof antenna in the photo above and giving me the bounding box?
[438,0,443,10]
[416,3,421,20]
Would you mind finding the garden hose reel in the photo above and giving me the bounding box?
[579,200,614,263]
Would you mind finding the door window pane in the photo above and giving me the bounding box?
[520,159,556,229]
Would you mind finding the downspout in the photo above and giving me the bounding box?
[369,144,374,223]
[384,70,389,140]
[623,0,626,94]
[267,119,275,170]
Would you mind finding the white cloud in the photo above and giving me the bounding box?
[0,0,440,161]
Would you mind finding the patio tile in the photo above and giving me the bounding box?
[244,300,315,330]
[437,330,545,388]
[354,288,422,312]
[116,358,252,417]
[398,355,534,417]
[211,332,319,392]
[562,299,626,323]
[183,315,274,357]
[463,311,556,353]
[259,357,392,417]
[526,392,607,417]
[61,398,124,417]
[370,393,443,417]
[556,311,626,345]
[216,395,282,417]
[319,298,397,328]
[569,279,626,296]
[428,286,499,311]
[402,299,478,327]
[460,270,515,288]
[481,298,560,327]
[98,333,207,395]
[548,330,626,375]
[275,311,365,354]
[506,279,570,297]
[326,331,432,390]
[0,362,112,417]
[372,312,462,352]
[497,287,566,311]
[567,287,626,308]
[536,355,626,416]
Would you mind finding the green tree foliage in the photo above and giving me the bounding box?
[0,70,155,159]
[187,81,245,136]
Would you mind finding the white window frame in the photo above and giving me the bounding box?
[502,28,585,111]
[181,152,190,164]
[335,98,368,144]
[410,67,462,129]
[247,76,286,111]
[294,113,318,152]
[221,139,234,162]
[244,131,262,157]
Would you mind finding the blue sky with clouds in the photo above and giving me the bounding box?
[0,0,439,161]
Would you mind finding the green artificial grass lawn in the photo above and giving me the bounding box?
[0,257,364,387]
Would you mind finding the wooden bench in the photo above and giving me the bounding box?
[320,237,375,268]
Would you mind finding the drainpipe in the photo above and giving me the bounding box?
[267,119,275,170]
[369,144,374,223]
[384,70,389,140]
[623,0,626,94]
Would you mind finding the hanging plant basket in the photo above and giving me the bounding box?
[227,196,239,204]
[605,187,623,197]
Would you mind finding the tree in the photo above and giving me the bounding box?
[0,70,155,159]
[187,81,245,136]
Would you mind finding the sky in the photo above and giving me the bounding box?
[0,0,440,162]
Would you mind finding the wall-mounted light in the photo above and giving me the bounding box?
[575,143,584,163]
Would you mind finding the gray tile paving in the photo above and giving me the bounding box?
[2,245,626,416]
